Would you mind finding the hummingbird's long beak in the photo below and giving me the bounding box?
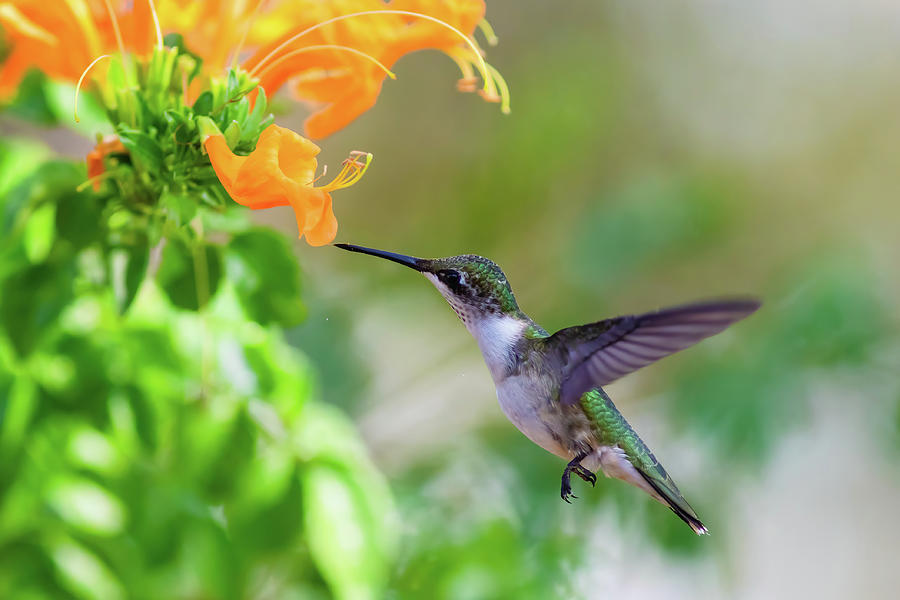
[334,243,425,271]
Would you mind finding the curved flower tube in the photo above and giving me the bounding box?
[203,124,371,246]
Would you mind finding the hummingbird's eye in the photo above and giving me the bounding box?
[437,269,462,290]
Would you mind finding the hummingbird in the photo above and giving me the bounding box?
[335,243,760,535]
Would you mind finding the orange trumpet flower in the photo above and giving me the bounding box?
[1,0,506,246]
[243,0,506,138]
[203,124,370,246]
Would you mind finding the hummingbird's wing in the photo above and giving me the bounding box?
[549,299,760,406]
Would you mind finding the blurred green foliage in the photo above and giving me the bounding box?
[0,144,394,599]
[4,2,900,597]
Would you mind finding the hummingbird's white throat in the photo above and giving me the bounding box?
[425,272,525,380]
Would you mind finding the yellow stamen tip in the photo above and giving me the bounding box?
[319,150,372,192]
[478,19,499,47]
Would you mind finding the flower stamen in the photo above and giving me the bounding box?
[74,54,112,122]
[254,45,397,85]
[477,19,499,47]
[318,151,372,192]
[445,47,501,106]
[146,0,164,50]
[230,0,268,70]
[447,48,478,92]
[102,0,126,58]
[483,63,510,114]
[312,164,329,185]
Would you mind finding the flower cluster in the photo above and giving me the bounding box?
[0,0,507,245]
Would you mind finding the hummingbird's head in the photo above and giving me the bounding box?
[334,244,521,325]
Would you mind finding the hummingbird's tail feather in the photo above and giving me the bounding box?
[581,388,709,535]
[638,471,709,536]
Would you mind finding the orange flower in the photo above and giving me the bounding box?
[0,1,100,98]
[2,1,506,136]
[242,0,506,139]
[85,135,127,190]
[203,124,370,246]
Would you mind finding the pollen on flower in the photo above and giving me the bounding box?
[456,77,478,93]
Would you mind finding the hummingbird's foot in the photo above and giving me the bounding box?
[560,450,593,503]
[560,471,577,503]
[573,465,597,487]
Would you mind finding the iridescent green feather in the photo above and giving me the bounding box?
[579,388,703,525]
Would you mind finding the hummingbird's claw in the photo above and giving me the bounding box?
[560,471,577,502]
[574,465,597,487]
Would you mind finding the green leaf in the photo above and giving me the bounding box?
[0,260,76,357]
[117,129,163,174]
[192,91,213,116]
[109,243,149,314]
[55,189,104,252]
[304,465,388,600]
[226,229,305,326]
[223,120,241,148]
[156,237,222,311]
[245,87,268,134]
[23,202,55,263]
[4,70,57,125]
[226,70,239,100]
[161,193,197,227]
[0,138,50,201]
[47,477,126,536]
[50,538,125,600]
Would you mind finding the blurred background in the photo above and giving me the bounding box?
[290,1,900,597]
[4,0,900,598]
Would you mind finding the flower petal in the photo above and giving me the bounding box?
[204,124,365,246]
